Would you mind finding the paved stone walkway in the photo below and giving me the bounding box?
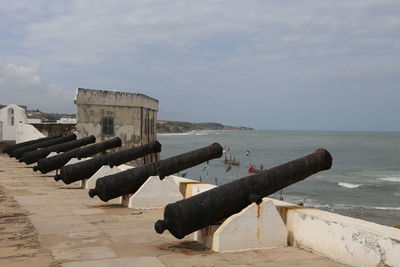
[0,154,343,266]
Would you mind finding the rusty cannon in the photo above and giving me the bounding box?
[154,149,333,239]
[54,141,162,184]
[33,137,122,174]
[88,143,223,202]
[12,134,77,160]
[3,135,61,156]
[20,136,96,165]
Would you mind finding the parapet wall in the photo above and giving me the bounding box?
[74,88,158,111]
[30,123,76,137]
[285,206,400,267]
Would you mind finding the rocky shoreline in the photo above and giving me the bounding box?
[157,120,254,133]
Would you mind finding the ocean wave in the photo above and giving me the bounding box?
[272,195,400,213]
[158,132,194,136]
[373,206,400,211]
[379,177,400,182]
[158,130,222,136]
[308,203,400,211]
[306,202,331,209]
[338,182,362,189]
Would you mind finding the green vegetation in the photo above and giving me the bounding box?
[157,120,253,133]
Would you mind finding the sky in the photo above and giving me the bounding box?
[0,0,399,131]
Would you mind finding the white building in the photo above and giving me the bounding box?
[0,104,28,141]
[56,117,77,124]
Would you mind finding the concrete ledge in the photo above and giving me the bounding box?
[180,181,217,199]
[128,176,183,209]
[185,185,287,252]
[286,207,400,267]
[195,200,288,252]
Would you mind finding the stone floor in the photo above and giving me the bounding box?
[0,154,344,266]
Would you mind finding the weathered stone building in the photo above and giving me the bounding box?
[74,88,158,165]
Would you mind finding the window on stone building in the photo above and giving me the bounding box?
[101,116,114,135]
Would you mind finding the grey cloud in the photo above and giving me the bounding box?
[0,1,399,130]
[0,63,73,112]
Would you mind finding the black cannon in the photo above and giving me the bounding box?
[88,143,223,202]
[12,134,77,159]
[20,135,96,165]
[54,141,162,184]
[3,135,61,156]
[33,137,122,174]
[154,149,333,239]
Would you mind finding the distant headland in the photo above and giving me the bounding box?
[0,104,253,133]
[157,120,254,133]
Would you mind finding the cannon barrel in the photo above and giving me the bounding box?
[76,137,122,160]
[12,134,77,159]
[154,149,332,239]
[20,136,96,164]
[54,141,161,184]
[33,137,122,174]
[88,143,223,202]
[3,135,61,156]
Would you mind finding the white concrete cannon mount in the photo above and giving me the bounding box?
[183,183,288,252]
[127,175,194,209]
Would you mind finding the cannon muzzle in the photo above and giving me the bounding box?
[89,143,223,202]
[55,141,161,184]
[54,174,61,181]
[88,189,97,198]
[155,149,332,239]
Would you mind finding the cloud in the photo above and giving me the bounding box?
[0,1,399,130]
[12,0,398,69]
[0,63,73,113]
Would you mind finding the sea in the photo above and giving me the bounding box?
[158,130,400,227]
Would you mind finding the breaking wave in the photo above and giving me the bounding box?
[379,177,400,182]
[338,182,362,189]
[157,132,194,136]
[373,206,400,211]
[307,203,400,211]
[158,130,221,136]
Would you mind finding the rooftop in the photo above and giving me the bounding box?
[74,88,159,110]
[0,154,342,266]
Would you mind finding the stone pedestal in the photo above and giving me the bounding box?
[128,176,184,209]
[194,199,288,252]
